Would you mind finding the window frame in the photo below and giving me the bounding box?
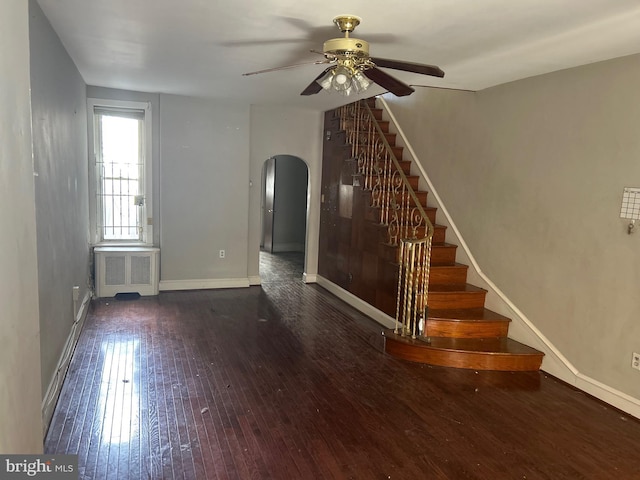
[87,98,153,246]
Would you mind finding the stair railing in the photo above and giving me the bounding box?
[336,99,434,339]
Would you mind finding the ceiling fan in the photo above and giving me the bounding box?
[242,15,444,97]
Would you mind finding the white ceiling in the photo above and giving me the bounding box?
[37,0,640,112]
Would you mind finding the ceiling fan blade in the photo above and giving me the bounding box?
[300,67,334,96]
[363,67,415,97]
[370,57,445,78]
[310,49,336,59]
[242,59,331,77]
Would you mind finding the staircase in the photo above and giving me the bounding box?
[331,98,544,372]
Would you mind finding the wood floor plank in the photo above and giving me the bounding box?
[44,251,640,479]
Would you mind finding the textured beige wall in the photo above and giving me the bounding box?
[385,53,640,401]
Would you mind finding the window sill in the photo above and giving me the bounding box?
[91,241,156,248]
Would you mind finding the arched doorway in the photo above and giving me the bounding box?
[260,155,309,281]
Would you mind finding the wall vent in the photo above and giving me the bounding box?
[95,246,160,297]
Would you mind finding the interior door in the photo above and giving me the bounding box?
[262,157,276,253]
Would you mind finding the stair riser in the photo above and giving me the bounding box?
[390,146,403,158]
[429,265,468,285]
[397,161,412,174]
[399,192,429,208]
[427,291,487,309]
[370,108,383,120]
[432,227,446,244]
[426,320,509,339]
[430,246,457,265]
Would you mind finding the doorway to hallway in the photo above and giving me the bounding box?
[260,155,308,281]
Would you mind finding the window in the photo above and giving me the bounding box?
[88,99,152,244]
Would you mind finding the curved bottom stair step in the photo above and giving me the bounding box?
[383,330,544,371]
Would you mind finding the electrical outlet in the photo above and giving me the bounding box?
[632,352,640,371]
[219,250,225,259]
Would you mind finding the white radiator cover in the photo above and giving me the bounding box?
[94,246,160,297]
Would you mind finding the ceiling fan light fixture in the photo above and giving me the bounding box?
[352,71,372,93]
[316,63,372,96]
[317,70,334,90]
[332,65,353,92]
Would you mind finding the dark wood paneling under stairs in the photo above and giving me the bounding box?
[319,99,543,371]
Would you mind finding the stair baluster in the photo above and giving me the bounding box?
[337,99,433,339]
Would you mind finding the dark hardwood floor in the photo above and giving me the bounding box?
[45,251,640,479]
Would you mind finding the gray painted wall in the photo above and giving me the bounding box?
[159,94,250,282]
[29,0,91,403]
[384,53,640,403]
[0,0,43,452]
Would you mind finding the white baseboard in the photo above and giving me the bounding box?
[41,290,92,433]
[248,275,261,286]
[302,273,317,284]
[316,275,396,329]
[574,372,640,419]
[159,277,250,291]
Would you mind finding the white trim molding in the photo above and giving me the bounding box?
[42,290,92,432]
[159,277,250,291]
[302,273,317,284]
[316,275,396,330]
[573,373,640,419]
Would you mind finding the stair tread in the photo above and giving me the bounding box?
[429,283,487,293]
[428,307,512,323]
[430,262,468,269]
[432,242,457,248]
[424,337,543,356]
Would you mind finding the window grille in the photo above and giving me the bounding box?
[94,108,145,242]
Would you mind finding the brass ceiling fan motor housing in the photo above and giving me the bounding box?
[323,37,370,58]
